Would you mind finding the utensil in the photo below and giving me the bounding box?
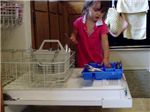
[28,45,42,65]
[64,44,68,52]
[68,48,71,52]
[52,44,60,62]
[116,61,122,69]
[64,33,80,45]
[84,64,104,72]
[64,33,70,39]
[28,45,34,53]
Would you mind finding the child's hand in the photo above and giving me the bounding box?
[100,58,111,68]
[70,36,78,44]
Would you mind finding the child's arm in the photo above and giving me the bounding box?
[70,27,78,44]
[101,34,111,68]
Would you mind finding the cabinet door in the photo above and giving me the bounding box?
[49,2,58,13]
[35,11,50,49]
[34,0,48,11]
[58,2,63,14]
[49,13,60,49]
[49,2,64,15]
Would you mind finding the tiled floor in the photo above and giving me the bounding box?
[124,70,150,98]
[23,98,150,112]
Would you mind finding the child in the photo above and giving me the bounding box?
[70,1,111,68]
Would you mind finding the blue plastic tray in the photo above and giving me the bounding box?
[82,62,123,80]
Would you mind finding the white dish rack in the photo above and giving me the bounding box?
[1,1,23,29]
[1,40,75,89]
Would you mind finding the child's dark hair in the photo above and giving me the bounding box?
[81,1,110,20]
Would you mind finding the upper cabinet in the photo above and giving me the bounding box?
[34,0,48,11]
[58,2,63,14]
[49,1,58,13]
[34,1,63,14]
[48,1,63,14]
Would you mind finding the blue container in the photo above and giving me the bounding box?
[82,62,123,80]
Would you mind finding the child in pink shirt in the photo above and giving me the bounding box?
[70,1,111,68]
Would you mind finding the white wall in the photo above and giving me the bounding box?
[109,50,150,70]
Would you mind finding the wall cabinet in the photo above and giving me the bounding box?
[34,0,48,11]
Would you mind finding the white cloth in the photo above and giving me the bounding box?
[122,12,147,40]
[117,0,149,40]
[117,0,149,13]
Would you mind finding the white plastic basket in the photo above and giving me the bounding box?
[33,40,70,75]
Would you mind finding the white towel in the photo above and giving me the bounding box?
[117,0,149,40]
[117,0,149,13]
[122,12,147,40]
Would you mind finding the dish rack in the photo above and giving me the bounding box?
[1,40,75,89]
[0,1,23,29]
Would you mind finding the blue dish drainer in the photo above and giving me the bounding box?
[82,62,123,80]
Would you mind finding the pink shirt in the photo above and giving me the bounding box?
[73,15,109,68]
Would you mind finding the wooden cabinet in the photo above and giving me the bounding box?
[49,13,59,40]
[58,2,63,14]
[34,11,50,49]
[34,0,48,11]
[49,13,59,49]
[31,1,64,49]
[59,15,65,46]
[49,1,58,13]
